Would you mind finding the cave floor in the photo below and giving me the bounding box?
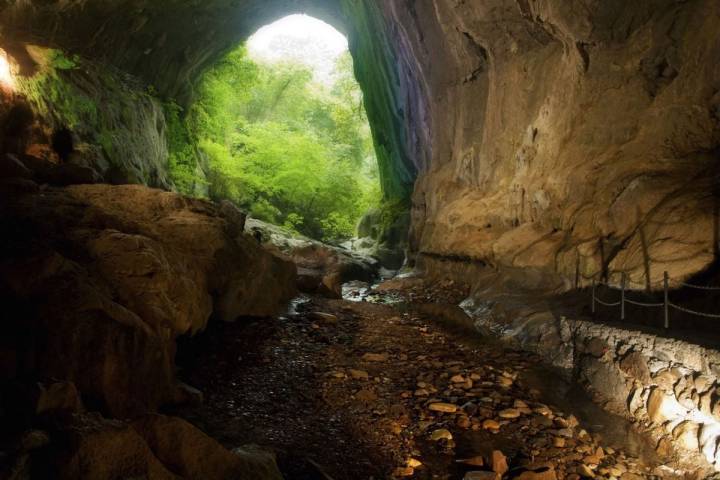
[172,285,669,480]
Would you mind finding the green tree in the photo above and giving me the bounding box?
[168,44,381,243]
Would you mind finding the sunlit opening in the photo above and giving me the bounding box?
[248,14,348,86]
[171,15,381,243]
[0,50,14,90]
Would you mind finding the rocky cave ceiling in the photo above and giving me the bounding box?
[1,0,719,288]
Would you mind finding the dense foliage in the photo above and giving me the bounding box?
[168,46,380,242]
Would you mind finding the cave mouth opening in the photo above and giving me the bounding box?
[175,13,382,245]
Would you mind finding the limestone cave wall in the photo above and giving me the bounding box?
[401,0,720,291]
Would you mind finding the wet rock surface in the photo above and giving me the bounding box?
[174,284,673,479]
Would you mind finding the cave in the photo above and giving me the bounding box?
[1,1,719,479]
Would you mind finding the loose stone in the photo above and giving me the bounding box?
[491,450,509,475]
[499,408,521,419]
[362,353,389,362]
[430,428,453,441]
[393,466,414,477]
[349,369,369,380]
[407,458,422,468]
[428,402,458,413]
[483,419,501,430]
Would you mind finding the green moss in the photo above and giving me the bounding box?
[97,130,116,159]
[340,0,417,202]
[163,100,206,195]
[48,49,80,70]
[15,46,170,187]
[366,197,410,248]
[18,70,97,130]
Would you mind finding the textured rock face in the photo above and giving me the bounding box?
[0,180,296,417]
[0,47,171,188]
[247,218,379,298]
[464,279,720,473]
[403,0,720,290]
[37,413,282,480]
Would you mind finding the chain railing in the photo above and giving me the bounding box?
[590,271,720,329]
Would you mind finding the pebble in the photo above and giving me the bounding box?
[428,402,458,413]
[462,402,479,416]
[393,466,414,477]
[533,405,552,416]
[430,428,453,441]
[491,450,508,475]
[349,369,369,380]
[498,408,521,419]
[483,419,501,430]
[355,389,378,402]
[577,464,595,477]
[456,415,471,429]
[498,377,514,387]
[515,467,558,480]
[554,417,570,428]
[362,353,388,362]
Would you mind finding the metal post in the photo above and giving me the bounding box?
[621,273,626,321]
[663,271,669,329]
[591,278,596,314]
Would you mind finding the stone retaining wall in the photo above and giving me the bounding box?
[467,299,720,474]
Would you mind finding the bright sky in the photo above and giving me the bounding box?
[247,14,349,85]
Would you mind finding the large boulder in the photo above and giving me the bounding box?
[351,203,411,270]
[132,415,283,480]
[0,183,296,419]
[37,413,282,480]
[247,218,378,298]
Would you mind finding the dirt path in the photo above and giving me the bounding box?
[173,290,663,480]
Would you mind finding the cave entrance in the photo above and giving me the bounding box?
[180,14,381,245]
